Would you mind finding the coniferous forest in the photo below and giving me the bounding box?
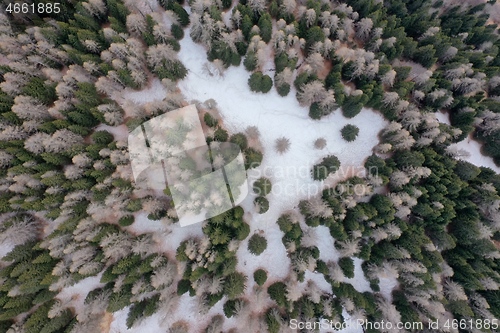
[0,0,500,332]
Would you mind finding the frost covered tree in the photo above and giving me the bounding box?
[305,52,325,74]
[127,13,147,35]
[43,129,84,153]
[281,0,296,15]
[297,81,327,105]
[12,95,51,121]
[355,18,373,40]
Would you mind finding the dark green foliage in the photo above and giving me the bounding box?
[22,78,57,105]
[241,15,253,40]
[294,72,317,90]
[248,72,273,93]
[340,124,359,142]
[204,112,218,127]
[258,13,272,42]
[236,221,251,241]
[149,59,187,81]
[253,269,267,286]
[275,82,290,97]
[39,309,73,333]
[342,94,368,118]
[126,297,159,329]
[253,177,272,196]
[311,155,341,181]
[308,103,322,120]
[393,150,425,168]
[223,299,237,317]
[412,45,437,68]
[168,3,190,26]
[177,279,191,295]
[91,130,114,144]
[229,133,248,150]
[277,214,293,233]
[394,66,412,82]
[454,160,481,181]
[118,215,134,227]
[266,307,281,333]
[213,127,229,141]
[171,24,184,40]
[224,272,247,299]
[267,282,287,307]
[244,147,263,169]
[248,234,267,255]
[254,196,269,214]
[243,51,258,71]
[107,285,133,312]
[338,257,355,278]
[305,26,325,54]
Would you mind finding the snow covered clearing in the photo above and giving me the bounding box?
[449,135,500,173]
[436,111,500,173]
[435,110,451,125]
[55,274,104,317]
[344,258,371,293]
[95,124,129,142]
[378,275,399,302]
[177,32,387,227]
[124,78,167,104]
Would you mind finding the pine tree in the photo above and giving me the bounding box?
[224,273,247,299]
[248,234,267,255]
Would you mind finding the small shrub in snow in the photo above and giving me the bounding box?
[311,155,341,180]
[224,272,247,299]
[244,147,263,169]
[341,124,359,142]
[248,234,267,255]
[254,196,269,214]
[229,133,248,150]
[213,127,228,141]
[204,113,218,127]
[254,269,268,286]
[248,72,273,93]
[253,177,272,196]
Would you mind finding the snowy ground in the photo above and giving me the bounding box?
[450,135,500,173]
[110,24,388,333]
[435,110,451,125]
[436,111,500,173]
[177,31,387,227]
